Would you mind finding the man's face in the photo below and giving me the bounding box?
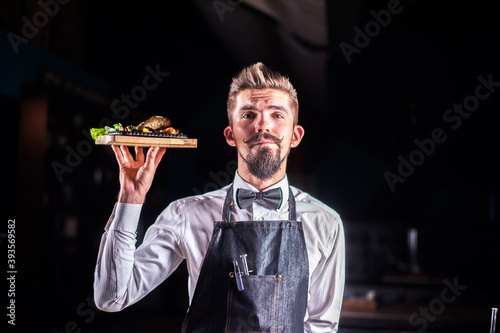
[224,88,304,180]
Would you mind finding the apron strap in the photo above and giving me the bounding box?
[222,184,297,222]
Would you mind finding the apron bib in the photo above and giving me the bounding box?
[182,185,309,332]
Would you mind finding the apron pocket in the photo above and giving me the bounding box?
[225,274,282,333]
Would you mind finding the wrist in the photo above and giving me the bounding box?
[117,189,146,204]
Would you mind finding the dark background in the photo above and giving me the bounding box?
[1,0,499,332]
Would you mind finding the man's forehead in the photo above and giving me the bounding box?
[236,88,289,105]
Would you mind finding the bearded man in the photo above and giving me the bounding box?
[93,62,345,332]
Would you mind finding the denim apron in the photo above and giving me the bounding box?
[182,185,309,332]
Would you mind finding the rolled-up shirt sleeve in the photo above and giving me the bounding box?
[93,201,185,312]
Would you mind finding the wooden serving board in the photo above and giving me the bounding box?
[95,135,197,148]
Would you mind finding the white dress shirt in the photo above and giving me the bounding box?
[94,172,345,332]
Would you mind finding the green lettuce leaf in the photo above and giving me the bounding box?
[90,123,122,140]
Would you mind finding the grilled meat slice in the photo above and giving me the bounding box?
[136,116,172,131]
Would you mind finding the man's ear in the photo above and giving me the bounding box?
[291,125,305,148]
[224,126,236,147]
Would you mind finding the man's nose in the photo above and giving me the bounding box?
[256,114,272,133]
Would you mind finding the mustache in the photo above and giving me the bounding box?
[243,132,284,146]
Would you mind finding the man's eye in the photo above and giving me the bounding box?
[242,113,255,119]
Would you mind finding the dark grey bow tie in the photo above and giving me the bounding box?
[236,188,283,210]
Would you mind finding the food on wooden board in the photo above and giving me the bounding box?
[90,116,181,140]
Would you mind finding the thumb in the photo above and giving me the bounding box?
[145,146,165,171]
[154,148,167,168]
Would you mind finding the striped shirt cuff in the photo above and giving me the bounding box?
[106,202,143,231]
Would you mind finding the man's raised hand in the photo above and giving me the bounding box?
[111,145,166,204]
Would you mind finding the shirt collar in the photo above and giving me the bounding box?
[232,171,289,210]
